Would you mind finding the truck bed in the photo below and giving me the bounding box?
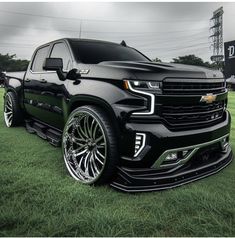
[6,71,26,81]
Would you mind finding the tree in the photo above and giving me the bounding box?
[152,57,162,62]
[0,53,29,72]
[172,54,218,69]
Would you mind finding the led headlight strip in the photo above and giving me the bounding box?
[126,80,155,115]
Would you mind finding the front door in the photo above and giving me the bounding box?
[37,42,73,129]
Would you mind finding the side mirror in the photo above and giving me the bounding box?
[43,58,63,71]
[43,58,66,81]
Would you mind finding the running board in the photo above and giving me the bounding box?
[25,120,62,147]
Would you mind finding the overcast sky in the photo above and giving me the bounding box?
[0,2,234,62]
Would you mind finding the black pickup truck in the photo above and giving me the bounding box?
[3,38,233,192]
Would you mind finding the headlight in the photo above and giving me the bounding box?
[124,80,162,92]
[123,80,157,115]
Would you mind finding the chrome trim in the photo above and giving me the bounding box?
[127,81,155,115]
[152,134,230,169]
[163,78,225,83]
[134,133,146,157]
[160,89,228,98]
[29,69,56,74]
[29,69,69,75]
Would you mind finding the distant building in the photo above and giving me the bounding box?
[224,40,235,91]
[224,40,235,80]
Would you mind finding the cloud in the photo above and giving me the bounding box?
[0,2,234,62]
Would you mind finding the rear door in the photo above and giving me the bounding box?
[24,44,51,122]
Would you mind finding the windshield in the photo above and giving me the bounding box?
[70,41,150,64]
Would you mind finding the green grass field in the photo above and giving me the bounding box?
[0,88,234,237]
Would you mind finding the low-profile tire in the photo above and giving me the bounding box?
[4,91,23,127]
[62,105,119,185]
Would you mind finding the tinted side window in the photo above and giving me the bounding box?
[50,43,71,70]
[31,46,50,72]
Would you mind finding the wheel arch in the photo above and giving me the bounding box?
[6,87,18,96]
[4,77,23,103]
[67,95,121,139]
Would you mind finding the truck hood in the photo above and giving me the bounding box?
[79,61,223,81]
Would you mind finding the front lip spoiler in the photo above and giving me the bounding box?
[110,146,233,193]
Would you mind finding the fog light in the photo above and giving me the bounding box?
[134,133,146,157]
[165,152,178,161]
[165,150,189,161]
[221,137,229,151]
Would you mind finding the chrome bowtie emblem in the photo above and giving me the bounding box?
[200,93,217,104]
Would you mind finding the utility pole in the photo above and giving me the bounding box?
[210,7,224,68]
[79,20,82,38]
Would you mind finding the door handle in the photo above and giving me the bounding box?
[25,78,31,82]
[40,78,47,83]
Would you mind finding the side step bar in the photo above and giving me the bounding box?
[25,120,62,147]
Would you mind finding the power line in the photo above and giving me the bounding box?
[0,23,209,36]
[156,47,209,59]
[81,27,209,35]
[146,46,210,57]
[0,9,209,24]
[0,23,79,34]
[0,43,35,47]
[141,42,210,52]
[133,35,209,48]
[8,30,208,43]
[0,34,210,51]
[0,33,210,53]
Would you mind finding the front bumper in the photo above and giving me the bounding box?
[111,146,233,192]
[120,111,231,168]
[112,111,233,192]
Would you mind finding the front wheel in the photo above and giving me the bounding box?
[62,105,119,185]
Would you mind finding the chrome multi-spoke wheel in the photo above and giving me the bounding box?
[63,108,109,184]
[4,94,14,127]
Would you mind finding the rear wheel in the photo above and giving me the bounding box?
[4,92,23,127]
[62,105,118,185]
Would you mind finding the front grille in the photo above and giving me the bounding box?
[163,79,225,95]
[160,78,226,129]
[161,101,225,127]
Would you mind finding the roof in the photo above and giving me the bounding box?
[66,38,121,45]
[34,38,122,52]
